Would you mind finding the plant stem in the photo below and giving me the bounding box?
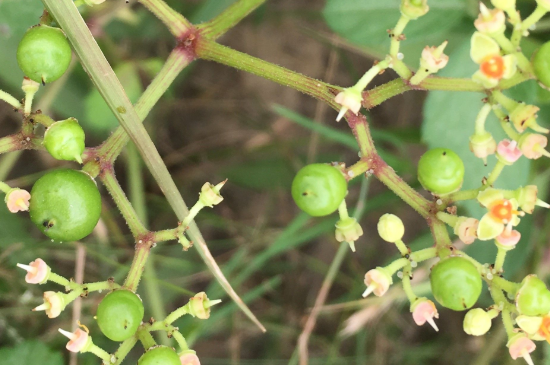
[164,303,190,325]
[474,104,492,135]
[522,5,548,32]
[486,160,505,187]
[0,134,42,155]
[124,243,151,291]
[494,246,507,273]
[48,272,72,287]
[113,337,138,365]
[384,258,409,275]
[431,220,453,254]
[401,263,417,303]
[0,90,22,109]
[85,280,120,292]
[172,331,190,352]
[86,344,111,363]
[101,168,147,236]
[137,329,157,350]
[137,0,192,38]
[410,247,437,263]
[198,0,267,40]
[436,212,459,227]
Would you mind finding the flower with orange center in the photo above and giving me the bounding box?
[517,314,550,344]
[476,189,524,240]
[470,32,517,88]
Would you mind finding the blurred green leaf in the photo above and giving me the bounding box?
[323,0,470,65]
[0,341,63,365]
[222,157,295,190]
[190,0,239,24]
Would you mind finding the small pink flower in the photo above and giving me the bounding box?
[5,189,30,213]
[58,328,89,353]
[363,267,392,298]
[421,41,449,72]
[180,352,201,365]
[474,3,505,34]
[17,258,50,284]
[519,134,550,159]
[455,217,479,245]
[496,225,521,247]
[33,291,64,318]
[508,335,536,364]
[411,299,439,331]
[497,139,522,164]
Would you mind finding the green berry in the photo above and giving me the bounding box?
[138,346,180,365]
[43,118,85,163]
[417,148,465,195]
[516,275,550,316]
[29,169,101,242]
[430,256,482,311]
[533,41,550,89]
[17,25,72,84]
[291,164,347,217]
[96,290,144,342]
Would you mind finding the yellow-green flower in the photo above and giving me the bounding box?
[476,188,523,240]
[470,32,517,89]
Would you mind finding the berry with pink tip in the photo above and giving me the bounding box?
[411,298,439,331]
[507,334,536,365]
[5,188,30,213]
[179,351,201,365]
[33,291,64,318]
[363,267,392,298]
[496,139,522,164]
[58,328,90,353]
[17,258,50,284]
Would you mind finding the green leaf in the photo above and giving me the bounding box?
[323,0,470,65]
[190,0,239,24]
[0,341,63,365]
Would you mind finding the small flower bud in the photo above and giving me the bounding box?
[58,328,91,353]
[463,308,493,336]
[420,41,449,73]
[187,292,222,320]
[411,298,439,331]
[496,139,522,165]
[5,188,31,213]
[400,0,429,19]
[377,214,405,243]
[519,133,550,159]
[17,258,50,284]
[507,334,536,364]
[334,88,362,122]
[363,267,392,298]
[22,77,40,94]
[199,180,226,208]
[33,291,66,318]
[474,3,506,34]
[510,103,547,134]
[469,132,497,164]
[453,217,479,245]
[511,185,540,214]
[179,350,201,365]
[335,217,363,252]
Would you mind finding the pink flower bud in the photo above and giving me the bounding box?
[519,133,550,159]
[411,299,439,331]
[17,258,50,284]
[469,132,496,164]
[180,352,201,365]
[454,217,479,245]
[5,188,31,213]
[496,139,522,164]
[363,267,392,298]
[58,328,90,353]
[420,42,449,72]
[507,334,536,364]
[474,3,505,34]
[33,291,64,318]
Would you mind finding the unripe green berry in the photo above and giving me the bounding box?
[291,164,347,217]
[516,275,550,316]
[43,118,85,163]
[377,214,405,243]
[463,308,492,336]
[96,290,144,342]
[29,169,101,242]
[430,257,482,311]
[17,25,72,84]
[138,346,181,365]
[417,148,465,195]
[533,42,550,89]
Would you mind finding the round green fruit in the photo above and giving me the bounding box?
[516,275,550,316]
[96,290,144,342]
[17,25,72,84]
[291,164,347,217]
[138,346,181,365]
[430,256,482,311]
[43,118,85,163]
[29,169,101,242]
[417,148,465,195]
[533,41,550,89]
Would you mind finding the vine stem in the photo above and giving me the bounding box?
[198,0,267,40]
[137,0,191,38]
[43,0,265,333]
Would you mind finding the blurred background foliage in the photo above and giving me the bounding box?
[1,0,550,364]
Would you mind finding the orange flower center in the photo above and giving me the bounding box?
[539,317,550,343]
[480,55,505,79]
[488,199,514,223]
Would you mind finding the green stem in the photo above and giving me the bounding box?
[384,258,409,275]
[410,247,437,263]
[30,112,55,127]
[492,90,519,112]
[501,308,516,338]
[401,263,417,303]
[137,329,157,350]
[85,280,120,292]
[474,104,492,135]
[444,189,479,203]
[390,15,409,56]
[394,240,408,256]
[522,5,548,32]
[354,60,390,91]
[0,134,42,155]
[198,0,267,40]
[337,200,350,221]
[492,276,520,295]
[100,168,147,236]
[345,159,370,180]
[181,201,206,228]
[138,0,192,38]
[172,331,190,352]
[431,220,453,254]
[490,33,533,73]
[493,107,520,140]
[494,246,507,273]
[485,160,506,187]
[48,272,72,287]
[164,303,190,325]
[86,344,111,363]
[436,212,459,227]
[0,90,21,109]
[0,181,11,194]
[113,337,138,365]
[100,49,193,163]
[124,243,151,291]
